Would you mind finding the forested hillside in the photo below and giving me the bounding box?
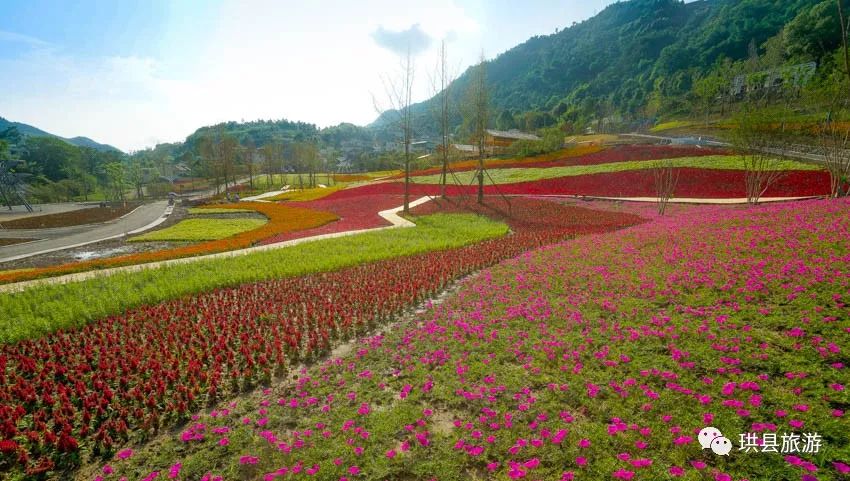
[388,0,834,133]
[0,117,121,153]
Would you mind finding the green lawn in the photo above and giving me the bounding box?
[409,155,820,185]
[649,120,699,132]
[129,218,267,242]
[0,214,509,343]
[186,207,254,215]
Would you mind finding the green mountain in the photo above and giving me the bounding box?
[180,119,319,154]
[380,0,825,133]
[0,116,122,153]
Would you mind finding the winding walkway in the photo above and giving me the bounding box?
[0,197,431,293]
[0,201,172,264]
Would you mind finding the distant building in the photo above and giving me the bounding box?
[485,129,540,149]
[449,143,479,158]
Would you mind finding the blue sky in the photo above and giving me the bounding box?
[1,0,617,151]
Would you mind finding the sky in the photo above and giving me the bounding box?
[0,0,619,152]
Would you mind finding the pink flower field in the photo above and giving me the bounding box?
[89,198,850,481]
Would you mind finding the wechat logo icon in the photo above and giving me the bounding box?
[698,427,732,456]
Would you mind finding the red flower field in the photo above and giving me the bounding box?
[488,144,730,170]
[390,144,728,179]
[259,195,405,245]
[324,168,831,199]
[0,199,643,476]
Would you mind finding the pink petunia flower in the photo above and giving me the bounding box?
[612,469,634,480]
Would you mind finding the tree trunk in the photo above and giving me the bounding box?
[403,141,410,213]
[840,0,850,100]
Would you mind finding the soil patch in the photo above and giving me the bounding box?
[0,203,139,229]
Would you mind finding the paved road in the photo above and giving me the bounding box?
[0,201,169,263]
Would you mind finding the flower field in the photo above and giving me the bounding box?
[496,168,832,198]
[0,214,511,343]
[392,144,606,178]
[458,145,731,171]
[69,198,850,481]
[267,186,346,203]
[259,195,406,245]
[0,203,339,285]
[408,156,818,185]
[323,167,831,199]
[0,202,643,478]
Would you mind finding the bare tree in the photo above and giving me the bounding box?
[429,40,457,198]
[374,46,415,213]
[462,52,489,204]
[261,140,282,187]
[242,136,257,189]
[219,133,238,193]
[838,0,850,100]
[652,158,679,215]
[819,119,850,197]
[733,113,788,205]
[198,134,223,194]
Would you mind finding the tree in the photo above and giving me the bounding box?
[838,0,850,100]
[818,117,850,196]
[462,53,490,204]
[429,40,457,198]
[732,110,789,205]
[497,110,516,130]
[242,136,257,189]
[651,158,679,215]
[786,1,843,61]
[290,141,319,189]
[260,140,283,186]
[197,134,222,194]
[126,156,147,200]
[692,69,725,124]
[374,46,416,213]
[104,162,126,204]
[22,136,80,182]
[219,133,239,193]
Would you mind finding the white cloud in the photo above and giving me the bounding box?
[372,24,433,56]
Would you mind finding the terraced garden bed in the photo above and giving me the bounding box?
[0,204,138,229]
[55,198,850,481]
[0,203,338,285]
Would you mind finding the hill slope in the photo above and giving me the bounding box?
[380,0,822,133]
[0,116,122,153]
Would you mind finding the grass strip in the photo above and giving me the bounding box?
[129,218,268,242]
[409,155,820,185]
